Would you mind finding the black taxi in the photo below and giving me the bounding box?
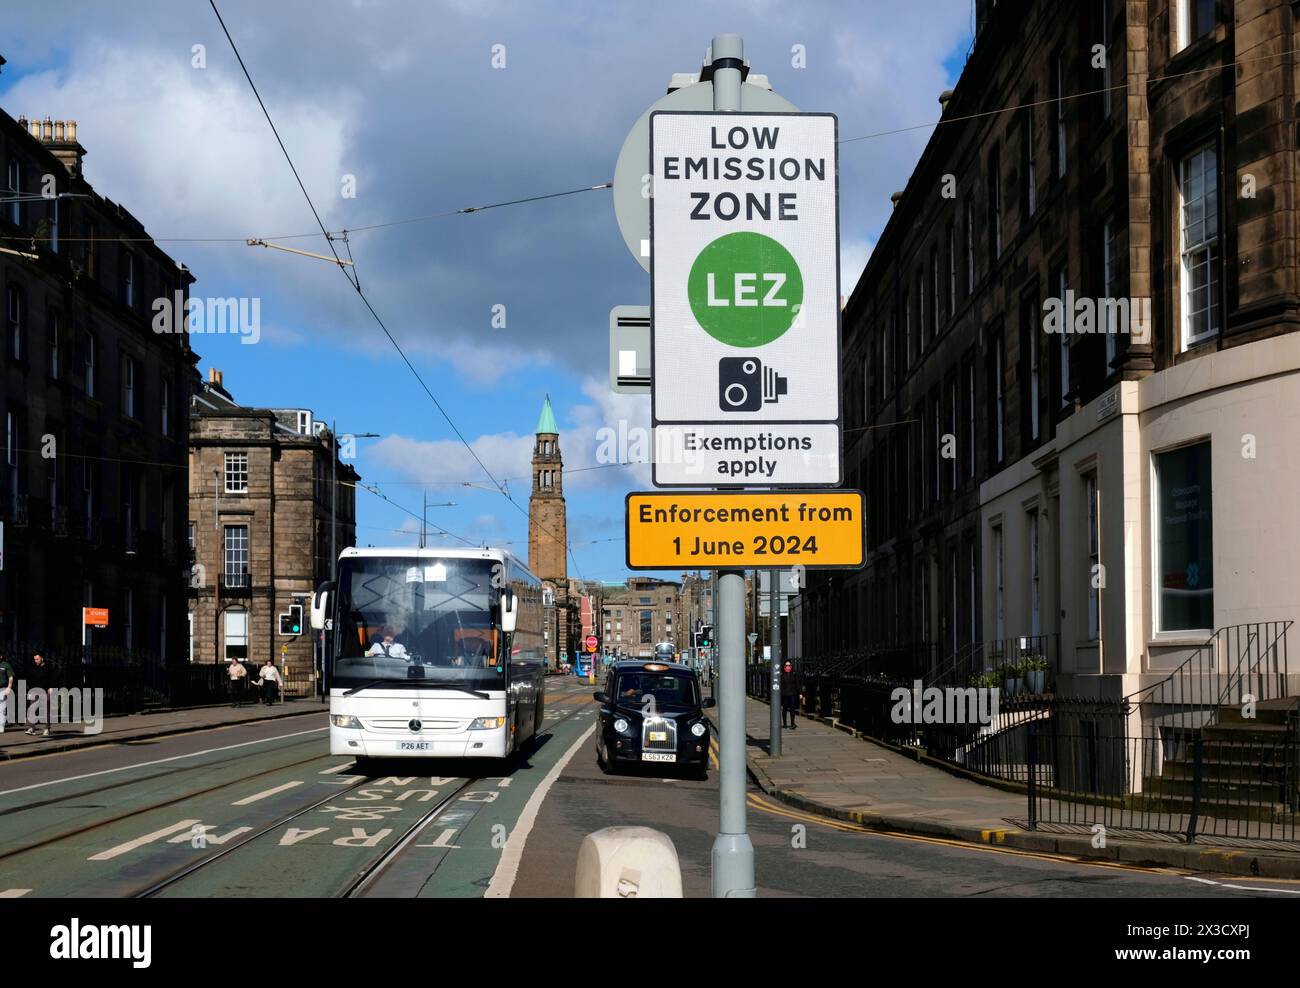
[594,660,714,779]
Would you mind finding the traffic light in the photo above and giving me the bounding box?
[279,604,303,636]
[700,625,713,648]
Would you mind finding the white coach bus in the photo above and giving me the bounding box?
[310,546,545,769]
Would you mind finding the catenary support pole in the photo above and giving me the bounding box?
[770,569,781,757]
[709,32,755,899]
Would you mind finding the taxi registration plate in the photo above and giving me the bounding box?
[642,752,676,763]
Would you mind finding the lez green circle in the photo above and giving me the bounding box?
[687,231,803,347]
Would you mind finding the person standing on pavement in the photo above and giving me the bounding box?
[255,659,283,705]
[780,660,799,729]
[0,652,14,734]
[228,657,248,707]
[25,653,51,737]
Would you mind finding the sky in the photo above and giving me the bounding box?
[0,0,974,584]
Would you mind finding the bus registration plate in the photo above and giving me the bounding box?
[642,752,675,763]
[398,741,431,751]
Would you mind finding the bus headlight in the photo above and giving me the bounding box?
[613,718,630,735]
[469,716,506,730]
[691,721,706,737]
[330,715,362,729]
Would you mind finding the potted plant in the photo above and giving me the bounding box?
[1024,654,1048,694]
[1001,661,1024,696]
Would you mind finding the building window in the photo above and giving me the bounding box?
[1028,508,1041,636]
[1021,100,1037,218]
[965,195,976,294]
[187,521,195,551]
[5,158,20,226]
[124,588,134,650]
[946,221,956,316]
[5,410,19,503]
[640,610,652,642]
[1178,144,1221,349]
[82,460,95,538]
[161,376,171,436]
[930,246,940,335]
[1057,267,1071,407]
[224,610,249,662]
[1173,0,1216,53]
[916,267,926,350]
[47,308,59,379]
[7,284,22,362]
[123,250,135,308]
[1100,0,1113,117]
[931,392,941,503]
[992,333,1005,464]
[223,524,250,588]
[993,524,1005,640]
[968,539,977,642]
[120,355,136,418]
[903,292,912,367]
[988,144,1002,257]
[83,332,96,398]
[1154,442,1214,632]
[966,357,976,478]
[1086,473,1100,640]
[224,452,248,494]
[1053,53,1067,178]
[1025,295,1041,442]
[1103,218,1119,366]
[949,378,958,492]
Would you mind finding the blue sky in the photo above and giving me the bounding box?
[1,0,973,584]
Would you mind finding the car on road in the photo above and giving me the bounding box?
[593,660,714,779]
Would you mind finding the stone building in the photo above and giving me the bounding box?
[527,395,576,669]
[188,369,358,694]
[0,90,195,661]
[601,577,681,659]
[802,0,1300,703]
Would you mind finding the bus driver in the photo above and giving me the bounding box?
[367,626,410,660]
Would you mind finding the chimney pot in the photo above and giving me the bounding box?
[42,117,52,140]
[53,120,64,141]
[67,120,76,141]
[939,89,954,110]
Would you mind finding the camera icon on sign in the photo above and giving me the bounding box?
[718,357,788,412]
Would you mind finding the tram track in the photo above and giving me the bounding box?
[0,742,334,866]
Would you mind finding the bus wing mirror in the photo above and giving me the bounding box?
[311,581,335,631]
[500,589,518,634]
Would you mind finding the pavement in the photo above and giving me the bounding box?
[0,697,325,761]
[734,698,1300,881]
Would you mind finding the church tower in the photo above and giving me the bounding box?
[528,395,567,582]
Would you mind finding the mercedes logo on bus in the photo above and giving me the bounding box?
[408,719,422,732]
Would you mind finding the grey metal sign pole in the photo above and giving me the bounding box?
[770,569,782,757]
[709,32,756,900]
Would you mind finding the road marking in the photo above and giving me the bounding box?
[319,762,356,774]
[0,889,31,897]
[88,819,201,861]
[1185,875,1300,895]
[232,781,303,805]
[485,722,597,899]
[0,727,329,797]
[745,794,1183,876]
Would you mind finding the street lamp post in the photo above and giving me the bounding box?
[419,492,458,548]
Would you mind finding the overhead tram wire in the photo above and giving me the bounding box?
[209,0,585,580]
[7,41,1300,252]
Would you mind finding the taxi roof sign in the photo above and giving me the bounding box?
[626,490,864,570]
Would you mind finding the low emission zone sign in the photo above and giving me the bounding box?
[650,110,841,487]
[625,490,864,570]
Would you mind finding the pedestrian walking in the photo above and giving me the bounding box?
[0,652,13,734]
[228,657,248,707]
[24,653,51,737]
[255,659,283,705]
[780,660,799,729]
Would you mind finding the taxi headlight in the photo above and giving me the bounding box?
[613,718,630,735]
[330,715,362,729]
[691,721,707,737]
[469,716,506,730]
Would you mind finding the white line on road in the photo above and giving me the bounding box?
[0,727,328,798]
[319,761,356,774]
[231,781,303,805]
[485,722,596,899]
[1182,875,1300,894]
[88,819,201,861]
[0,889,31,897]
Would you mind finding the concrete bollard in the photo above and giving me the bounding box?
[574,826,683,898]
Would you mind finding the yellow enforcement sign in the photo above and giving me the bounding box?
[625,490,864,569]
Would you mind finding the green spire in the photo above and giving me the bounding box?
[536,394,558,435]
